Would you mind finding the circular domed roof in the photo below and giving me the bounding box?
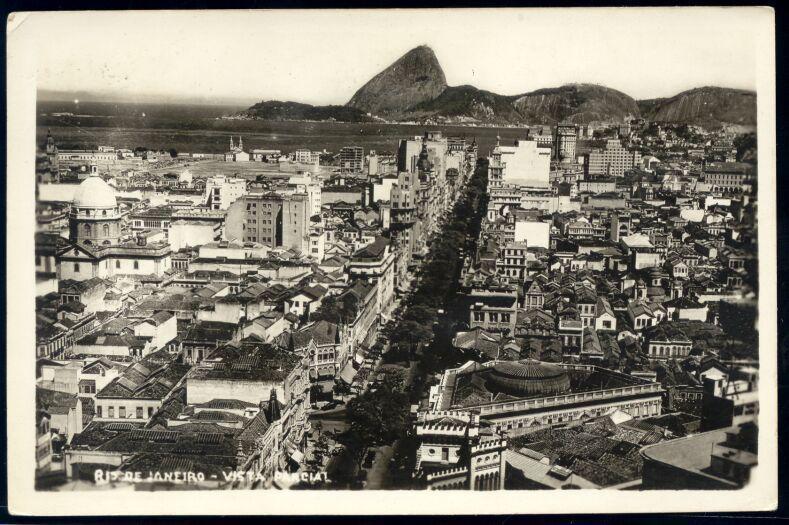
[72,176,117,209]
[488,359,570,397]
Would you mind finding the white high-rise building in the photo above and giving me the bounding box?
[489,140,551,188]
[514,219,550,249]
[586,139,641,177]
[204,175,247,211]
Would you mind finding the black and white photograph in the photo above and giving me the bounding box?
[6,6,777,516]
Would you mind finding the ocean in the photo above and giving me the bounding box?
[36,100,531,156]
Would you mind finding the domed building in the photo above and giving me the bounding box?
[429,358,664,436]
[487,359,571,397]
[56,175,172,282]
[68,175,122,246]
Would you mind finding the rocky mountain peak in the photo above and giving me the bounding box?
[346,45,448,116]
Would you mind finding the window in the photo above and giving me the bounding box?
[108,406,114,418]
[119,406,126,418]
[74,262,80,273]
[115,260,120,269]
[96,406,102,418]
[84,224,92,236]
[133,261,139,270]
[103,224,110,236]
[603,320,612,329]
[136,407,143,419]
[442,448,449,461]
[148,407,154,418]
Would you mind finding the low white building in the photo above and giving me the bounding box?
[168,219,219,251]
[133,311,177,350]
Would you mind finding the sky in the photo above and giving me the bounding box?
[20,7,766,105]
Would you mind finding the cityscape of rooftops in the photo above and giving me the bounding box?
[33,29,760,494]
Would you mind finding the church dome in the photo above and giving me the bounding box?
[488,359,571,397]
[72,176,117,209]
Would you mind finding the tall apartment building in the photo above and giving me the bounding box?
[204,175,247,211]
[367,150,379,176]
[397,132,449,174]
[610,213,631,242]
[553,123,578,162]
[586,139,641,178]
[488,140,551,188]
[339,146,364,173]
[225,191,310,253]
[388,170,421,290]
[293,149,314,164]
[397,138,422,173]
[285,175,322,217]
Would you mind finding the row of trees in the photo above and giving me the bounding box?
[337,160,491,488]
[393,159,490,373]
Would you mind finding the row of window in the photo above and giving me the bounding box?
[245,236,273,243]
[76,208,113,216]
[245,202,275,209]
[501,258,525,265]
[133,220,167,228]
[498,401,660,431]
[72,259,139,273]
[648,344,691,357]
[733,403,758,416]
[97,405,154,419]
[472,311,512,323]
[82,224,112,236]
[634,316,661,328]
[500,269,523,277]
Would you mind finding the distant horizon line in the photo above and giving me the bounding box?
[36,81,757,109]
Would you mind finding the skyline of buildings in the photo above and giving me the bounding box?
[32,106,762,496]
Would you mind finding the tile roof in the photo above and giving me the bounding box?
[97,361,190,400]
[191,343,302,383]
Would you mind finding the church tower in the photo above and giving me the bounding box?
[69,175,121,246]
[46,129,57,157]
[416,136,432,175]
[267,389,281,422]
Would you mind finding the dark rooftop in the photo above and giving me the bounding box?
[190,343,302,383]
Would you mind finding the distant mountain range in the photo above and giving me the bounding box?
[637,86,756,127]
[241,45,756,128]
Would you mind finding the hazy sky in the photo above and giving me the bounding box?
[24,8,764,104]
